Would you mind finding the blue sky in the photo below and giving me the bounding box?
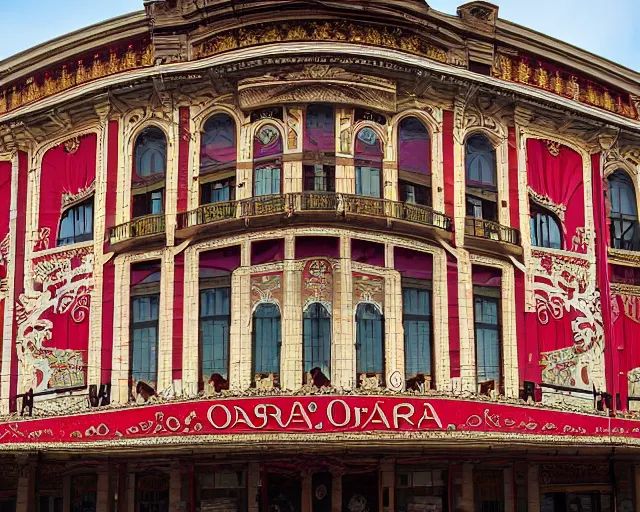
[0,0,637,71]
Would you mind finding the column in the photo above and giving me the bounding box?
[459,463,474,512]
[458,253,476,392]
[158,250,175,393]
[380,459,395,512]
[111,256,131,404]
[503,467,514,512]
[302,470,312,512]
[230,268,252,389]
[383,161,398,201]
[527,464,540,512]
[282,235,302,389]
[331,473,342,512]
[333,236,354,388]
[169,466,182,512]
[384,270,404,386]
[15,456,35,512]
[96,468,110,512]
[182,246,200,396]
[248,463,260,512]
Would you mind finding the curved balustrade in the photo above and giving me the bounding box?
[176,193,453,235]
[109,214,165,245]
[464,216,520,245]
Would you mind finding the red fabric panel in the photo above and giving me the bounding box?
[591,153,616,404]
[507,127,520,230]
[173,254,184,381]
[295,236,340,260]
[101,262,115,384]
[37,134,97,251]
[304,106,334,153]
[251,239,284,265]
[394,247,433,281]
[442,111,455,231]
[254,125,283,158]
[351,239,385,267]
[177,107,190,213]
[398,117,431,175]
[612,295,640,405]
[131,261,161,286]
[9,152,28,411]
[105,121,119,232]
[199,246,241,276]
[472,265,502,287]
[526,139,585,252]
[447,254,460,378]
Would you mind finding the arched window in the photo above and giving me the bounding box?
[355,127,383,198]
[608,170,640,250]
[465,133,497,222]
[253,303,281,385]
[304,104,335,193]
[57,197,94,246]
[200,113,237,204]
[303,303,331,385]
[529,201,563,249]
[355,303,384,385]
[132,127,166,218]
[254,124,283,197]
[398,116,431,206]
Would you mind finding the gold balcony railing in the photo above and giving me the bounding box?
[109,214,165,245]
[177,201,237,230]
[464,217,520,245]
[177,193,453,233]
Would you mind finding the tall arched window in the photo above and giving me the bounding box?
[200,113,237,204]
[355,303,384,386]
[465,133,497,222]
[303,303,331,385]
[529,201,562,249]
[132,127,166,218]
[608,170,640,250]
[398,117,431,206]
[254,124,283,197]
[253,303,281,385]
[355,127,383,198]
[57,197,94,246]
[304,104,335,193]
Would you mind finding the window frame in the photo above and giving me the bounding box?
[199,277,232,388]
[472,285,502,392]
[608,170,640,251]
[57,196,94,247]
[130,283,160,397]
[402,279,434,389]
[355,302,385,385]
[252,303,282,386]
[302,302,332,382]
[529,201,563,250]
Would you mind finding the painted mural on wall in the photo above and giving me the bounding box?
[531,250,605,395]
[251,272,283,312]
[0,162,11,372]
[611,292,640,401]
[15,246,94,393]
[352,272,384,313]
[302,259,335,313]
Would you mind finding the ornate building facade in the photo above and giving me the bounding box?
[0,0,639,511]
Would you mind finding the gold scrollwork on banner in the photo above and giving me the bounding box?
[0,41,154,116]
[193,21,450,66]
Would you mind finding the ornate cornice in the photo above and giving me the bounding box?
[608,247,640,267]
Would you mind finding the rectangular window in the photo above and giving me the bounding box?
[399,180,430,206]
[356,166,381,197]
[70,475,97,512]
[473,286,502,389]
[196,468,247,512]
[254,165,281,196]
[201,178,236,205]
[303,164,335,192]
[474,469,505,512]
[200,286,231,386]
[133,188,165,217]
[57,197,94,246]
[130,291,160,394]
[403,285,433,388]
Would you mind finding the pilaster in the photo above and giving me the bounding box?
[334,236,354,388]
[527,464,540,512]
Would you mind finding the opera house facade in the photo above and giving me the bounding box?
[0,0,640,510]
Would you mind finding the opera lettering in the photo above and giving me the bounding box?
[206,398,443,432]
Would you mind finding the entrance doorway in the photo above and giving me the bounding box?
[342,473,378,512]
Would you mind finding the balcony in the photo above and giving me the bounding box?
[464,217,522,256]
[108,214,165,249]
[176,192,452,242]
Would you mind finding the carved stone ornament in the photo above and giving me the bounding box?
[528,187,566,222]
[238,66,396,112]
[457,2,498,33]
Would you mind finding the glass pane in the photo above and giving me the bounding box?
[200,288,231,379]
[356,303,384,374]
[403,288,432,378]
[466,134,496,186]
[135,127,167,178]
[200,113,236,175]
[253,304,281,375]
[303,303,331,378]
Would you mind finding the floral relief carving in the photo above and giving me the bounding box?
[532,251,605,394]
[15,247,94,393]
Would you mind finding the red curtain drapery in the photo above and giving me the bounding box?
[37,134,97,251]
[526,139,585,252]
